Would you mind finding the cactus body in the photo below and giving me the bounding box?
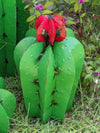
[0,0,29,76]
[25,29,37,38]
[16,0,29,42]
[0,0,16,76]
[66,28,75,38]
[0,89,16,122]
[0,77,16,132]
[14,37,36,73]
[0,105,9,133]
[14,27,84,122]
[0,77,5,89]
[63,37,84,110]
[19,43,75,122]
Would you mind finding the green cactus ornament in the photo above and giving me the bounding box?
[0,0,29,76]
[14,14,84,122]
[0,77,5,89]
[0,77,16,133]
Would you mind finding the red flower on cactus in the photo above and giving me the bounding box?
[35,14,66,46]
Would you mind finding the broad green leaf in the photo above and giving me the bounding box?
[42,10,53,15]
[85,0,89,2]
[40,0,46,5]
[65,20,76,25]
[24,5,30,10]
[67,17,74,21]
[81,13,86,18]
[80,18,83,24]
[68,0,77,4]
[74,1,78,13]
[35,10,41,17]
[78,4,82,13]
[44,1,53,9]
[26,15,36,22]
[29,7,35,14]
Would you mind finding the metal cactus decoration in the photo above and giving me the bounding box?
[0,77,16,133]
[14,14,84,122]
[0,0,29,76]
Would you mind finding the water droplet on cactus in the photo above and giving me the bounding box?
[63,59,65,62]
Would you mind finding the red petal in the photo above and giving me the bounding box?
[54,14,65,24]
[42,19,56,46]
[53,17,63,30]
[35,15,48,30]
[36,24,46,42]
[48,20,56,45]
[55,25,66,42]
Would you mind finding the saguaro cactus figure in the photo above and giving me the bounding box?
[0,77,5,89]
[0,77,16,133]
[0,0,29,76]
[14,14,84,122]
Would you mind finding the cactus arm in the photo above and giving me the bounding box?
[0,0,29,76]
[0,0,3,36]
[51,42,75,121]
[0,105,9,133]
[3,0,16,75]
[20,42,44,117]
[0,77,5,89]
[38,45,55,122]
[66,28,75,38]
[16,0,29,42]
[25,28,37,37]
[0,0,6,76]
[63,37,85,110]
[14,37,36,73]
[0,89,16,123]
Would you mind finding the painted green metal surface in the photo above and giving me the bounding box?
[0,89,16,122]
[14,33,84,122]
[63,37,85,110]
[0,77,5,89]
[0,104,9,133]
[14,37,36,73]
[0,39,6,76]
[0,78,16,132]
[66,28,75,38]
[19,41,75,122]
[0,0,29,76]
[16,0,29,42]
[20,42,44,116]
[0,0,6,76]
[0,0,16,76]
[25,28,37,37]
[3,0,16,76]
[51,42,75,121]
[38,45,55,122]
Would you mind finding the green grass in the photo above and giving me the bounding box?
[5,76,100,133]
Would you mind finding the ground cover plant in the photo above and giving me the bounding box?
[1,0,100,132]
